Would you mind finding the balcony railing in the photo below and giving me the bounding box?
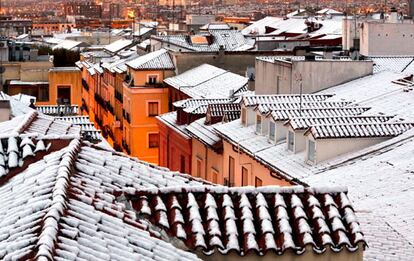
[144,82,164,88]
[115,90,123,103]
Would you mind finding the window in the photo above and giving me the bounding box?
[242,167,249,186]
[241,108,247,125]
[148,75,158,84]
[57,85,71,104]
[308,140,316,163]
[255,177,263,187]
[211,169,218,184]
[196,159,202,178]
[228,156,235,186]
[288,131,294,152]
[256,115,262,134]
[180,155,186,173]
[269,121,276,141]
[148,133,159,148]
[148,101,159,116]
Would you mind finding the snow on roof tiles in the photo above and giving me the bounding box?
[152,30,253,52]
[126,185,366,256]
[104,39,133,54]
[255,101,352,114]
[242,94,333,107]
[307,123,414,139]
[0,136,205,260]
[287,115,395,130]
[186,117,221,148]
[173,98,234,109]
[369,56,414,73]
[126,49,175,70]
[270,107,371,121]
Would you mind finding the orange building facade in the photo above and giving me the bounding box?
[79,49,175,165]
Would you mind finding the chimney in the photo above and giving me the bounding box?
[389,7,398,23]
[0,100,11,122]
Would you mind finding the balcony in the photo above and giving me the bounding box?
[115,90,123,103]
[105,101,114,114]
[122,140,131,154]
[94,93,106,108]
[82,79,89,91]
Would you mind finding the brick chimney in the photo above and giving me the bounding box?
[0,100,11,122]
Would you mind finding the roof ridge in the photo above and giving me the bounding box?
[128,185,349,195]
[14,110,38,134]
[35,138,81,260]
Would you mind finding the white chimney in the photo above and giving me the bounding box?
[0,100,11,122]
[389,7,398,23]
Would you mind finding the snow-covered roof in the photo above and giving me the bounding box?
[316,8,343,15]
[101,53,139,73]
[241,94,333,107]
[242,16,342,38]
[369,56,414,73]
[186,117,222,148]
[104,39,133,54]
[126,49,175,70]
[255,101,352,114]
[133,27,153,37]
[307,123,414,139]
[127,185,365,256]
[152,30,254,52]
[200,23,231,30]
[213,70,414,259]
[270,107,371,121]
[286,115,394,130]
[0,135,205,260]
[52,39,84,50]
[303,129,414,260]
[164,64,248,99]
[156,111,191,139]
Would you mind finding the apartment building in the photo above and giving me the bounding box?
[122,49,175,164]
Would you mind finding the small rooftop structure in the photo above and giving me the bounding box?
[126,49,175,70]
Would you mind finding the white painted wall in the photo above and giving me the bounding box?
[306,135,391,163]
[255,59,373,95]
[360,21,414,56]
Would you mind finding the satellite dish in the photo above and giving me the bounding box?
[0,66,5,74]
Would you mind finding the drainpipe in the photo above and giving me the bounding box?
[204,144,208,181]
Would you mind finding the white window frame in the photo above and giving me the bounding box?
[269,121,276,142]
[147,74,159,85]
[307,139,316,164]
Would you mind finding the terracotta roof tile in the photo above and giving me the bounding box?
[126,186,366,256]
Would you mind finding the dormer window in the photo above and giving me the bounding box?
[269,121,276,142]
[148,75,158,85]
[288,131,294,152]
[308,140,316,163]
[256,115,262,134]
